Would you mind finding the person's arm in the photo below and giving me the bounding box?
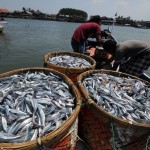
[95,24,103,46]
[96,33,103,46]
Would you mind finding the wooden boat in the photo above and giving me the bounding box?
[84,29,116,69]
[85,30,150,82]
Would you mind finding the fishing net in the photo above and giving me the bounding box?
[77,69,150,150]
[0,67,82,150]
[44,51,96,84]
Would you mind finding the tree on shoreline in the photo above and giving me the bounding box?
[1,7,150,27]
[57,8,88,22]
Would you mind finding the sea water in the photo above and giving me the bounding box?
[0,18,150,75]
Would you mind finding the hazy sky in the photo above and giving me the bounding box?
[1,0,150,21]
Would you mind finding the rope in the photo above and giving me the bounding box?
[77,97,93,108]
[110,122,117,150]
[36,133,52,150]
[77,100,89,107]
[145,135,150,150]
[76,135,91,150]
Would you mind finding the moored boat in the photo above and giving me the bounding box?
[0,24,3,33]
[0,20,7,24]
[0,18,7,33]
[85,29,117,69]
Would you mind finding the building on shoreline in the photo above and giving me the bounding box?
[0,9,150,29]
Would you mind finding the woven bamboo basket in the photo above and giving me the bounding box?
[77,69,150,150]
[52,118,78,150]
[44,51,96,84]
[0,67,82,150]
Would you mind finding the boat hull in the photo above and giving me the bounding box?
[0,26,3,32]
[0,21,7,24]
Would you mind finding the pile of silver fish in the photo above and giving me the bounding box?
[82,73,150,124]
[0,71,75,143]
[48,55,91,68]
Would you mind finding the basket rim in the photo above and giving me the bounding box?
[77,69,150,128]
[0,67,81,148]
[44,51,96,70]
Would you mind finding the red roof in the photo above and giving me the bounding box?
[0,8,9,13]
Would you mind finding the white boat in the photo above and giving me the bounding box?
[0,21,7,24]
[0,24,3,33]
[0,19,7,33]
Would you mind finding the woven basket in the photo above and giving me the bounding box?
[52,118,78,150]
[0,67,82,150]
[44,51,96,84]
[77,69,150,150]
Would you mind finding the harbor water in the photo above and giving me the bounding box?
[0,18,150,75]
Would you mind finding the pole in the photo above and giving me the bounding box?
[109,12,118,43]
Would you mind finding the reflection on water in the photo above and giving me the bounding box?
[0,18,150,76]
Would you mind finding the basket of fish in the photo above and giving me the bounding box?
[44,51,96,84]
[0,67,82,150]
[77,69,150,150]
